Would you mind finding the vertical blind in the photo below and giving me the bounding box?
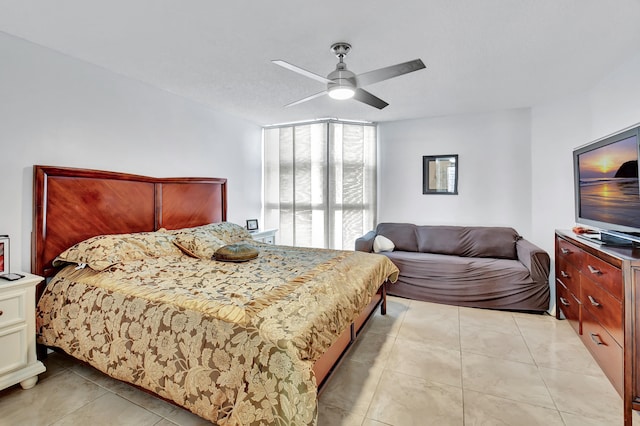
[263,120,376,250]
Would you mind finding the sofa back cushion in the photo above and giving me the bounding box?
[416,226,465,256]
[417,226,520,259]
[376,223,418,252]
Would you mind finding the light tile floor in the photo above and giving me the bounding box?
[0,296,636,425]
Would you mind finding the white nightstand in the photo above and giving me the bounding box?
[250,229,278,244]
[0,272,46,390]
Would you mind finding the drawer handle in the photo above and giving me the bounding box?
[559,297,571,306]
[0,310,3,316]
[560,248,570,255]
[589,332,606,346]
[560,271,570,278]
[587,265,602,275]
[587,295,601,307]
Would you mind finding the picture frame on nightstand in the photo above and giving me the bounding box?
[0,235,8,274]
[246,219,259,232]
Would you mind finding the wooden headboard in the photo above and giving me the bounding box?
[32,165,227,278]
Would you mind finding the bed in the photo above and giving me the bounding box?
[31,165,399,425]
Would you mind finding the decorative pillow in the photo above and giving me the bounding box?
[165,222,252,245]
[53,232,181,271]
[373,235,395,253]
[207,222,253,244]
[214,243,259,262]
[173,233,226,259]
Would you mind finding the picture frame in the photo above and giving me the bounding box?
[0,235,9,274]
[246,219,259,231]
[423,154,458,194]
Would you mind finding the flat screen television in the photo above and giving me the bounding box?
[574,125,640,238]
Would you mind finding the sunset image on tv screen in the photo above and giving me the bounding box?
[579,135,640,228]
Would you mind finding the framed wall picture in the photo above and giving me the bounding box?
[246,219,259,231]
[423,154,458,194]
[0,235,8,274]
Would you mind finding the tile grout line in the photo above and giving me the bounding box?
[357,299,409,425]
[458,305,467,426]
[512,312,572,425]
[67,367,171,424]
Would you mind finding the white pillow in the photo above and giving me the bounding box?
[373,235,395,253]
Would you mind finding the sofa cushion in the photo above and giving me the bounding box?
[376,223,418,252]
[463,227,520,259]
[416,226,466,256]
[417,226,519,259]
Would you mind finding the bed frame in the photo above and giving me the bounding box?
[31,165,385,391]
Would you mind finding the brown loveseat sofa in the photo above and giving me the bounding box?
[355,223,550,312]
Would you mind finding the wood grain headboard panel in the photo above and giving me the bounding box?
[157,181,226,230]
[32,166,227,278]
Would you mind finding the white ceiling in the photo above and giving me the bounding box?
[2,1,640,126]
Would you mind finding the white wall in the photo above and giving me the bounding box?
[531,50,640,256]
[378,108,534,238]
[530,50,640,314]
[0,33,262,273]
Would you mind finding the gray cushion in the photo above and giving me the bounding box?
[462,227,520,259]
[376,223,418,252]
[417,226,519,259]
[417,226,466,256]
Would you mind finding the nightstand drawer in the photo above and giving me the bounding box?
[0,273,45,391]
[0,291,25,328]
[0,325,27,375]
[250,229,277,245]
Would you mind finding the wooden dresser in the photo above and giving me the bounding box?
[555,230,640,425]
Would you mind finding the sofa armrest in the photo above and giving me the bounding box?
[355,230,377,252]
[516,238,550,286]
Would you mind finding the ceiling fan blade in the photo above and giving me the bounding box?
[353,88,389,109]
[356,59,426,87]
[284,90,328,107]
[272,60,333,84]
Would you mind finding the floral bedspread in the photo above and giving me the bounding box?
[36,243,398,425]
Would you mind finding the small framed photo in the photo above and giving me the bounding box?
[246,219,259,232]
[0,235,9,275]
[423,154,459,195]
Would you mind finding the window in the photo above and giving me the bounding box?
[263,120,376,250]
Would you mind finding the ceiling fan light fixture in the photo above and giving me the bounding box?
[328,86,355,100]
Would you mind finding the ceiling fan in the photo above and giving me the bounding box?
[273,42,426,110]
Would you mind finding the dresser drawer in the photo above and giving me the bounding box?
[0,324,27,375]
[581,277,623,345]
[556,237,584,269]
[262,236,275,244]
[556,259,580,297]
[0,291,25,329]
[557,280,580,334]
[581,253,622,301]
[581,308,623,396]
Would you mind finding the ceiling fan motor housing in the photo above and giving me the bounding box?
[327,64,357,92]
